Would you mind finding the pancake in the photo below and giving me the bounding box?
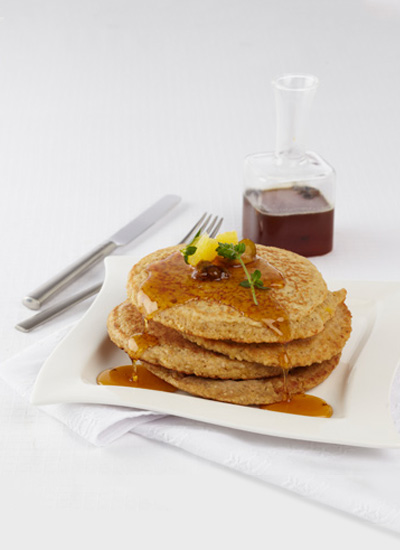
[105,236,351,409]
[143,354,341,406]
[184,299,351,368]
[107,301,283,379]
[127,244,329,343]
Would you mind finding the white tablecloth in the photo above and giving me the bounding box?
[1,1,400,547]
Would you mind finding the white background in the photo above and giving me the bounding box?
[1,0,400,547]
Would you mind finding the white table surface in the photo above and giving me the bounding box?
[1,0,400,547]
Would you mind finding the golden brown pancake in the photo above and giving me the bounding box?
[105,239,351,408]
[143,354,341,406]
[184,301,351,368]
[127,244,330,343]
[107,301,283,380]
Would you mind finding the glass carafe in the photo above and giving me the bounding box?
[242,74,335,257]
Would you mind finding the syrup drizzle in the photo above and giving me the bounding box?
[127,332,159,358]
[136,251,289,338]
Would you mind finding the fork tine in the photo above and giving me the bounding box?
[198,213,212,235]
[209,217,223,238]
[179,212,208,244]
[205,214,218,236]
[179,213,223,244]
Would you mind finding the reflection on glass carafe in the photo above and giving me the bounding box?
[242,74,335,257]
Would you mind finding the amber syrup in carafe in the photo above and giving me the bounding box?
[243,74,335,257]
[243,186,334,257]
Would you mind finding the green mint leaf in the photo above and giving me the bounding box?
[235,242,246,255]
[216,242,239,261]
[182,245,197,264]
[249,270,270,290]
[254,281,271,290]
[181,230,201,263]
[216,241,246,261]
[216,239,270,305]
[185,246,197,255]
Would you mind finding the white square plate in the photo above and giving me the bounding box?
[31,256,400,448]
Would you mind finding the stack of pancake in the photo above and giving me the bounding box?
[107,243,351,406]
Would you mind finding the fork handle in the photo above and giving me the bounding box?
[23,241,117,310]
[16,283,103,332]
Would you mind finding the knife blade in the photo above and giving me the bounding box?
[22,194,181,310]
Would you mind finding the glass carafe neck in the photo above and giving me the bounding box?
[273,74,318,161]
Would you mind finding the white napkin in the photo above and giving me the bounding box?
[0,326,164,446]
[1,328,400,534]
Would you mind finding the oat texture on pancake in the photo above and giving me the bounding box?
[107,301,283,380]
[127,243,329,343]
[105,231,351,407]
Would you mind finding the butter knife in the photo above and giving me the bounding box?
[22,194,181,310]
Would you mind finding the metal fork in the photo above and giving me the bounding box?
[180,213,223,243]
[15,213,224,332]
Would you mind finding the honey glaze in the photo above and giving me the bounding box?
[261,393,333,418]
[137,251,289,337]
[97,363,177,392]
[127,332,158,359]
[278,346,293,397]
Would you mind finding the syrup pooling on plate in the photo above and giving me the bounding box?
[97,327,171,390]
[97,363,177,392]
[261,393,333,417]
[136,251,290,338]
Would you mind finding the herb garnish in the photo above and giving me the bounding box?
[216,242,270,305]
[181,230,201,264]
[181,235,269,305]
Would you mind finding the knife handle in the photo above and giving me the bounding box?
[23,241,117,310]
